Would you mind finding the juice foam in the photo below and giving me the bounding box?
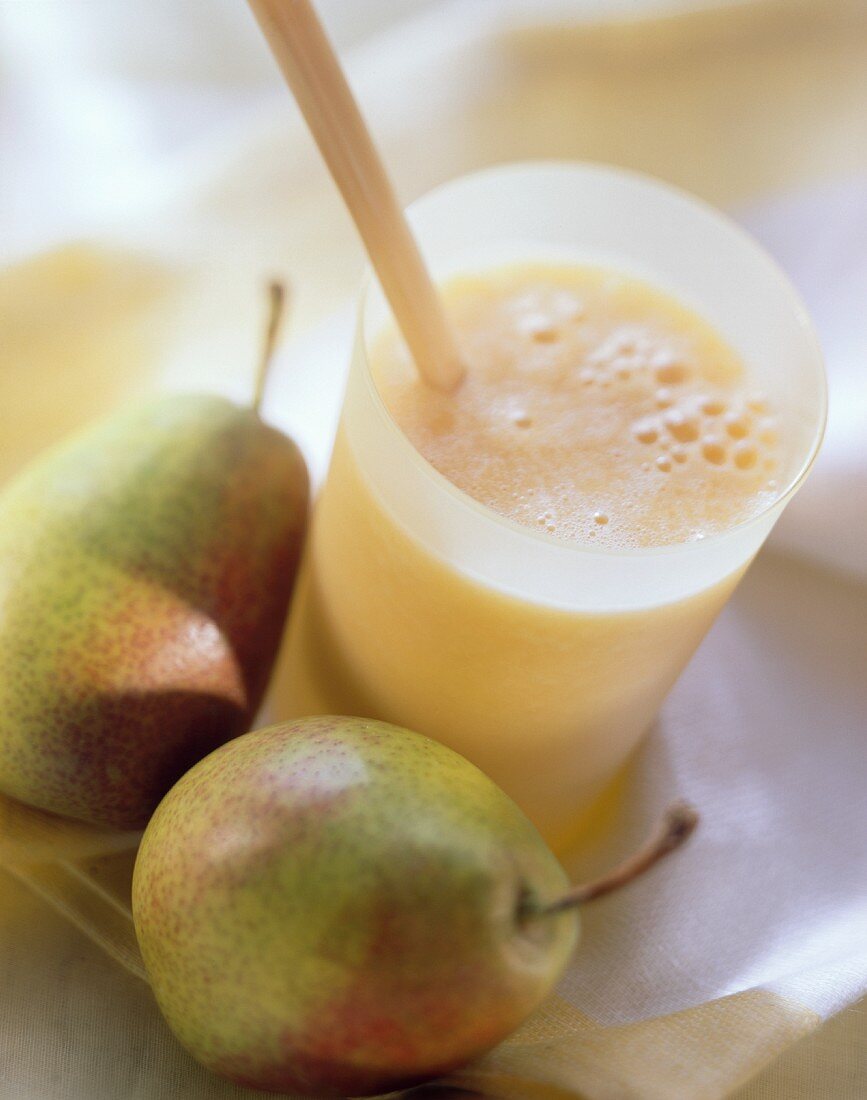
[372,264,782,548]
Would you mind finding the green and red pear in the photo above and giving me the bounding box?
[0,285,309,828]
[132,716,696,1097]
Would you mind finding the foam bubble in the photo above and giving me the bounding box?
[518,312,558,342]
[552,291,584,320]
[760,421,779,447]
[702,437,727,465]
[651,348,676,368]
[724,413,750,440]
[655,361,688,385]
[701,397,727,416]
[733,442,758,470]
[656,455,672,472]
[655,388,674,408]
[664,410,700,442]
[633,418,659,444]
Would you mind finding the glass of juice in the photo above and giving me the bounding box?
[274,163,826,851]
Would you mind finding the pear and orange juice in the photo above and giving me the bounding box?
[274,166,825,850]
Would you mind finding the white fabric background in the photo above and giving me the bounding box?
[1,0,865,1096]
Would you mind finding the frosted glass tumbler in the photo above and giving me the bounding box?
[275,163,826,850]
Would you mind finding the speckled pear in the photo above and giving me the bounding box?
[0,391,308,829]
[132,717,580,1097]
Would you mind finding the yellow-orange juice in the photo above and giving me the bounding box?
[274,262,789,849]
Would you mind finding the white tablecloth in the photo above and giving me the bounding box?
[1,2,865,1097]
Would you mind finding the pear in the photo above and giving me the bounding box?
[0,284,308,829]
[132,716,696,1097]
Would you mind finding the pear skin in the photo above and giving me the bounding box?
[0,395,308,828]
[132,717,578,1097]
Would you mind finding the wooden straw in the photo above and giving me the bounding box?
[246,0,464,391]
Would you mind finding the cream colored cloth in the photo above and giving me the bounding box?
[1,1,866,1097]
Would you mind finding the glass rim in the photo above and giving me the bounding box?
[356,160,828,562]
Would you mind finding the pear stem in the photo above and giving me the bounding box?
[530,802,699,919]
[252,280,289,417]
